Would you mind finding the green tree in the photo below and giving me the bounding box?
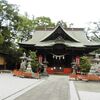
[0,0,25,68]
[0,0,19,43]
[80,56,91,73]
[0,0,35,43]
[14,14,34,42]
[0,0,20,52]
[34,16,55,30]
[6,48,23,70]
[0,34,4,44]
[29,51,39,72]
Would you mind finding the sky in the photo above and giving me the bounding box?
[7,0,100,28]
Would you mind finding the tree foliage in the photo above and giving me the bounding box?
[0,0,26,68]
[34,16,55,30]
[6,48,23,69]
[0,0,35,43]
[14,15,34,42]
[80,56,91,73]
[29,51,39,72]
[0,0,19,43]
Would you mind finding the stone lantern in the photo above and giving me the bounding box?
[89,54,100,75]
[26,56,33,72]
[20,52,27,71]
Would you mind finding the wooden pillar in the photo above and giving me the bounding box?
[75,56,80,65]
[38,55,43,64]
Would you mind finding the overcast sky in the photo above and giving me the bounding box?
[7,0,100,27]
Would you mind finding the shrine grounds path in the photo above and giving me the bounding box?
[15,75,70,100]
[1,74,100,100]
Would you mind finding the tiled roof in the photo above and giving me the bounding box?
[20,25,100,47]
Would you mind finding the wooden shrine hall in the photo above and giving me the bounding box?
[19,25,100,74]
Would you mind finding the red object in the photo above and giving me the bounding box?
[46,67,54,74]
[64,68,72,74]
[46,67,72,74]
[76,56,80,65]
[69,74,77,79]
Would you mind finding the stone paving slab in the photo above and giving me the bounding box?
[0,73,44,100]
[74,80,100,100]
[74,80,100,92]
[15,75,70,100]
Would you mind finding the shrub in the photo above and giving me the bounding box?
[29,51,39,72]
[80,56,91,73]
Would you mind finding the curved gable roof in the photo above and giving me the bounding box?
[20,25,100,48]
[41,25,79,42]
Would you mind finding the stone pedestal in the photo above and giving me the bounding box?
[42,65,48,76]
[42,60,49,76]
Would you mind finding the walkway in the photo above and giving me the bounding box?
[15,75,70,100]
[1,73,100,100]
[74,80,100,100]
[0,73,44,100]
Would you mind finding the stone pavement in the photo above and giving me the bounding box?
[1,73,100,100]
[0,73,44,100]
[15,75,70,100]
[74,80,100,100]
[75,80,100,92]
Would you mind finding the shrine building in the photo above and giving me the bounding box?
[19,25,100,74]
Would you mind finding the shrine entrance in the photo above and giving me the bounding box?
[47,55,72,67]
[45,44,73,68]
[46,54,73,74]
